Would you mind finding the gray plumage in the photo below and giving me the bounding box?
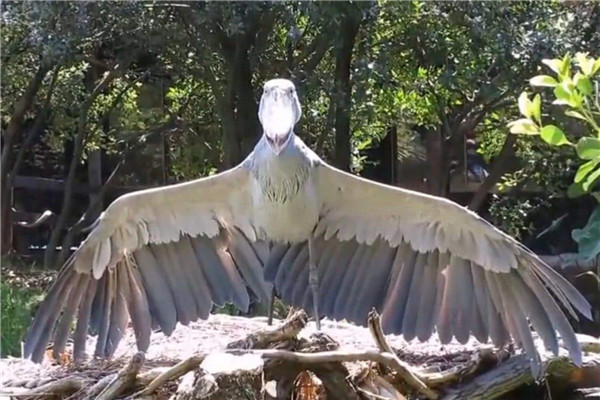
[25,79,590,370]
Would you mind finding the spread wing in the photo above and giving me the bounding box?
[24,165,272,362]
[268,162,591,366]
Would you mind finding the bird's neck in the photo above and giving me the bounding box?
[250,133,311,203]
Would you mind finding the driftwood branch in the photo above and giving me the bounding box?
[8,376,89,398]
[442,353,600,400]
[95,352,145,400]
[420,347,510,387]
[133,355,204,397]
[227,309,308,349]
[256,349,438,399]
[367,309,438,399]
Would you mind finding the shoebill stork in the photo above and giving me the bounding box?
[25,79,590,370]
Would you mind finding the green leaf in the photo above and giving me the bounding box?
[574,73,593,95]
[531,94,541,123]
[530,75,558,87]
[568,181,586,198]
[560,54,571,77]
[553,84,571,105]
[572,205,600,261]
[583,167,600,192]
[575,158,600,183]
[542,58,563,74]
[593,58,600,74]
[518,92,532,118]
[507,118,539,134]
[576,137,600,160]
[540,125,570,146]
[575,52,594,75]
[565,110,588,121]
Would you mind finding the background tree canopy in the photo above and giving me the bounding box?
[1,1,599,273]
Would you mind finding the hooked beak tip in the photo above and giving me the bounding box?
[266,134,289,155]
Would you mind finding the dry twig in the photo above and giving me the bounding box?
[132,355,204,397]
[94,352,144,400]
[5,376,89,398]
[367,309,438,399]
[227,309,308,349]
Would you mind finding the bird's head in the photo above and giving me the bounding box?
[258,78,302,155]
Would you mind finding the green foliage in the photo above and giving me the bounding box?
[2,1,599,249]
[1,281,43,357]
[511,53,600,200]
[510,53,600,261]
[572,205,600,262]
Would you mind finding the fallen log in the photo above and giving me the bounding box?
[441,353,600,400]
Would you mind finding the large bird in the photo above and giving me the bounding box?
[25,79,590,368]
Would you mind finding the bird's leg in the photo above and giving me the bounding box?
[267,286,276,326]
[308,236,321,330]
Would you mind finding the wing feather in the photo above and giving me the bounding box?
[308,161,590,364]
[415,251,440,341]
[74,277,99,360]
[24,166,273,362]
[401,252,428,341]
[381,244,418,333]
[93,269,114,357]
[52,274,88,358]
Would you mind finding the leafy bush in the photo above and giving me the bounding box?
[509,53,600,262]
[508,52,600,199]
[1,281,43,357]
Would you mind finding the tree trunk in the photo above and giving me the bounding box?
[1,63,51,254]
[219,35,259,169]
[235,47,260,161]
[424,127,446,196]
[333,8,362,171]
[468,133,516,212]
[219,73,240,169]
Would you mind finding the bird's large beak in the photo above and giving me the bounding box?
[259,87,301,155]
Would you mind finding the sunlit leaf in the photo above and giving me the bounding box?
[575,158,600,183]
[518,92,532,118]
[531,94,541,123]
[542,58,562,74]
[583,168,600,192]
[530,75,557,87]
[575,52,594,76]
[565,110,588,121]
[507,118,538,134]
[553,84,571,105]
[574,73,593,95]
[560,54,571,77]
[576,137,600,160]
[593,58,600,74]
[540,125,570,146]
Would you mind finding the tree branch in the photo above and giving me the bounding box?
[44,64,127,267]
